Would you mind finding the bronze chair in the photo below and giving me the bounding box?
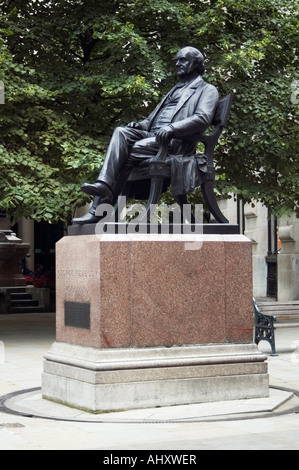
[121,93,233,224]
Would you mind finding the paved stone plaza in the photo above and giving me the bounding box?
[0,312,299,450]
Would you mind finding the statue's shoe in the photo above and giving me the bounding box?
[71,212,101,225]
[81,182,113,203]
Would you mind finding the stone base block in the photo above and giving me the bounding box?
[43,232,269,412]
[42,342,268,413]
[54,233,255,348]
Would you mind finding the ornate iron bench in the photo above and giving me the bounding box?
[253,298,277,355]
[254,297,299,355]
[122,93,233,224]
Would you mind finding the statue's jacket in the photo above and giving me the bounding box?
[139,75,219,157]
[136,76,219,196]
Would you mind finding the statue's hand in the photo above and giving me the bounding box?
[127,121,142,129]
[155,125,174,144]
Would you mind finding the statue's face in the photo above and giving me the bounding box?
[175,48,197,79]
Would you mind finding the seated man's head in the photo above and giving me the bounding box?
[175,47,205,79]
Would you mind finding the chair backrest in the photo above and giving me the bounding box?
[212,93,233,128]
[199,93,233,163]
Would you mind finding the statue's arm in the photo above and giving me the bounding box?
[127,115,153,131]
[127,121,144,129]
[170,85,219,138]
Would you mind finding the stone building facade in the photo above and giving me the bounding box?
[3,197,299,302]
[218,197,299,301]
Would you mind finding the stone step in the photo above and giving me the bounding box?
[257,300,299,324]
[10,305,45,313]
[9,290,43,313]
[10,293,32,300]
[6,287,27,294]
[11,299,39,308]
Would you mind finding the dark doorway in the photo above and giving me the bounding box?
[266,212,278,298]
[34,220,64,272]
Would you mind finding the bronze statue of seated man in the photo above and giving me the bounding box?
[72,46,219,225]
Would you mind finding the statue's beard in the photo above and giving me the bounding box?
[177,69,199,81]
[176,61,199,81]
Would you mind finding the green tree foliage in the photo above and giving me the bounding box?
[0,0,298,223]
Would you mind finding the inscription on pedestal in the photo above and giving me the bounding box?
[64,301,90,329]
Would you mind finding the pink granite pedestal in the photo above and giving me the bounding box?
[42,233,268,412]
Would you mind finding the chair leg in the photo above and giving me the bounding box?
[201,181,229,224]
[138,177,164,223]
[175,195,197,224]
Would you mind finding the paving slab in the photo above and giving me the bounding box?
[0,313,299,450]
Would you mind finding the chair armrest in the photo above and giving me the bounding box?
[152,141,170,162]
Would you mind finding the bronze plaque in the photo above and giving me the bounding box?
[64,301,90,329]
